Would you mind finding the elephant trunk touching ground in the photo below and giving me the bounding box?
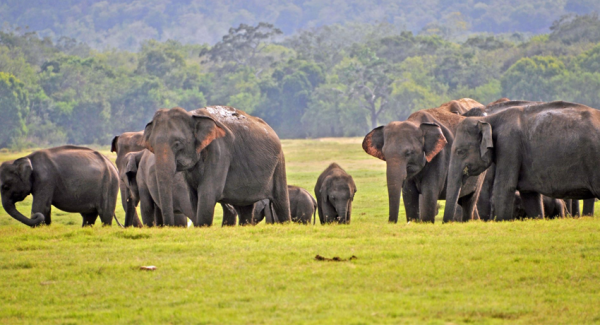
[154,144,177,226]
[385,158,407,223]
[1,196,44,227]
[443,153,467,223]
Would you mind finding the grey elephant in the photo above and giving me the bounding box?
[253,185,317,224]
[0,146,119,227]
[122,149,190,227]
[113,130,237,226]
[143,106,291,226]
[363,98,485,223]
[462,99,585,220]
[111,131,145,227]
[444,101,600,222]
[513,191,568,219]
[315,163,356,224]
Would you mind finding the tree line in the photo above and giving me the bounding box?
[1,14,600,148]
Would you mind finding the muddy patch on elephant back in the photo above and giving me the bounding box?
[206,106,248,124]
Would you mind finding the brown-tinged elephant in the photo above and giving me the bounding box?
[315,163,356,224]
[253,185,317,224]
[0,146,120,227]
[143,106,291,226]
[111,131,145,227]
[121,149,190,227]
[444,101,600,222]
[362,98,486,223]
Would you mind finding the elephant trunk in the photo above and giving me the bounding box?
[386,158,407,223]
[2,195,44,227]
[443,156,464,223]
[154,146,176,226]
[334,200,349,224]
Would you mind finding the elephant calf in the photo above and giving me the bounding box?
[253,185,317,224]
[122,149,191,227]
[0,146,119,227]
[315,163,356,224]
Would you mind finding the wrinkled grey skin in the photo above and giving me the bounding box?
[254,185,317,224]
[111,131,145,227]
[462,99,586,220]
[143,106,291,226]
[0,146,119,227]
[445,101,600,222]
[315,163,356,224]
[363,98,485,223]
[122,149,190,227]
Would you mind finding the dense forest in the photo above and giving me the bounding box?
[1,10,600,148]
[2,0,600,50]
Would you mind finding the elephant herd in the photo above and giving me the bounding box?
[363,98,599,223]
[1,99,598,228]
[0,106,355,228]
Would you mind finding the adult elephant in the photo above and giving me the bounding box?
[362,98,486,223]
[113,131,237,226]
[0,146,120,227]
[122,149,191,227]
[143,106,291,226]
[111,131,145,227]
[444,101,600,222]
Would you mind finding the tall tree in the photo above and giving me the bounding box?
[0,72,29,148]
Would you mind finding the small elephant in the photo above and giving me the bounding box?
[253,185,317,224]
[111,131,145,227]
[513,191,567,220]
[122,149,190,227]
[0,145,119,227]
[315,163,356,224]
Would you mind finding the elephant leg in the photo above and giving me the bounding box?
[270,159,291,223]
[196,191,218,227]
[221,203,237,226]
[235,205,255,226]
[402,180,419,223]
[81,212,98,227]
[31,192,53,225]
[571,200,580,217]
[154,205,164,226]
[583,198,595,216]
[419,190,438,223]
[477,164,495,221]
[520,192,544,219]
[121,183,142,227]
[174,213,188,227]
[264,201,275,224]
[458,192,478,222]
[139,188,156,227]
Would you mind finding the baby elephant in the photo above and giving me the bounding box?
[315,163,357,224]
[0,145,119,227]
[253,185,317,224]
[122,149,190,227]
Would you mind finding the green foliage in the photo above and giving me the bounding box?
[0,72,29,148]
[501,56,568,101]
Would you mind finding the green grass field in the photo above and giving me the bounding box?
[1,139,599,324]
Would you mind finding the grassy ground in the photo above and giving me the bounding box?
[0,139,599,324]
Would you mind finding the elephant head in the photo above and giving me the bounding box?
[121,150,144,209]
[443,118,493,222]
[0,158,44,227]
[320,176,356,224]
[363,121,447,222]
[143,107,231,226]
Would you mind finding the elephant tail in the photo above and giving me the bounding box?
[113,215,124,228]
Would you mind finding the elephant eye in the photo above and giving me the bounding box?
[172,141,183,150]
[404,150,413,157]
[456,148,466,156]
[2,184,9,191]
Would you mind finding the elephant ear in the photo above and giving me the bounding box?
[362,126,385,161]
[15,158,32,184]
[420,123,447,162]
[143,121,154,153]
[478,121,493,158]
[192,115,230,154]
[448,100,466,115]
[111,136,119,153]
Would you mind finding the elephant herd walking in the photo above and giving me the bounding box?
[1,99,597,228]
